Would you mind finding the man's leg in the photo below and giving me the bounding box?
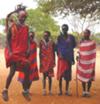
[87,81,92,92]
[27,82,32,91]
[26,81,32,95]
[22,64,30,92]
[65,80,70,95]
[22,64,31,100]
[65,65,72,96]
[42,73,46,95]
[86,81,92,97]
[82,82,86,92]
[48,76,52,95]
[58,77,62,95]
[65,80,69,92]
[2,63,16,101]
[82,82,86,97]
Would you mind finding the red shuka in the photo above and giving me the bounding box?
[57,56,69,80]
[5,23,29,70]
[39,39,55,77]
[18,41,39,82]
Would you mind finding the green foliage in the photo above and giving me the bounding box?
[92,33,100,44]
[0,19,5,25]
[0,33,6,48]
[72,32,100,45]
[0,8,59,44]
[25,8,59,42]
[95,33,100,38]
[26,8,59,33]
[0,8,59,33]
[35,0,100,20]
[72,32,81,43]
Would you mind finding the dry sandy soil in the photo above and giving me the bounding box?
[0,49,100,104]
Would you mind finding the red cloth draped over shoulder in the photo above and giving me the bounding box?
[5,23,29,70]
[39,39,55,77]
[18,41,39,82]
[77,40,96,82]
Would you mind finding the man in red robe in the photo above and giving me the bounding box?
[39,31,55,95]
[18,31,39,94]
[2,8,30,101]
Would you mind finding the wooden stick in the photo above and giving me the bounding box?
[76,75,79,97]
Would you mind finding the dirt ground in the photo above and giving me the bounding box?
[0,49,100,104]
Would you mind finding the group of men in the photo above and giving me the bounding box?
[2,6,96,101]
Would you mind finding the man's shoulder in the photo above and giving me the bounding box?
[57,35,62,40]
[9,22,17,32]
[91,40,96,45]
[68,34,75,38]
[23,24,29,30]
[68,34,76,41]
[10,22,16,28]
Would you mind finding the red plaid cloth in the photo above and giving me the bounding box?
[39,39,55,77]
[18,41,39,82]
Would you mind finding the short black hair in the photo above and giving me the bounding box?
[44,31,51,37]
[62,24,69,31]
[85,29,91,35]
[16,4,26,13]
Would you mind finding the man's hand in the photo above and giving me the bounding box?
[76,56,79,61]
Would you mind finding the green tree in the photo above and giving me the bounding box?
[26,8,59,33]
[26,8,59,41]
[0,19,5,25]
[0,8,59,39]
[35,0,100,19]
[35,0,100,34]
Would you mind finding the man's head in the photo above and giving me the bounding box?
[61,24,69,35]
[29,32,35,41]
[43,31,51,42]
[18,10,27,24]
[83,29,91,40]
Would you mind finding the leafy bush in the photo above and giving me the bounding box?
[0,33,6,48]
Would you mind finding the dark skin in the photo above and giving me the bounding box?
[81,30,92,93]
[43,33,52,92]
[43,73,52,93]
[30,32,35,42]
[83,31,90,40]
[43,33,50,42]
[4,10,30,91]
[58,25,75,95]
[40,32,54,93]
[61,25,68,39]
